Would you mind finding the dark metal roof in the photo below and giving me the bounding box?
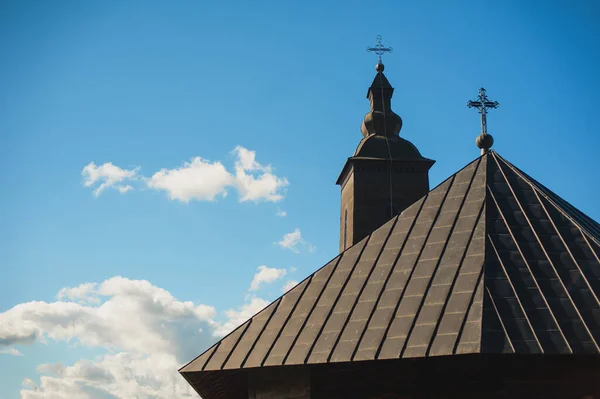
[181,151,600,385]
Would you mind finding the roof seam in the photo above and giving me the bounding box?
[179,340,218,374]
[524,184,600,351]
[180,250,345,373]
[496,152,600,245]
[259,275,314,367]
[393,157,482,357]
[486,182,546,354]
[484,286,516,354]
[238,297,283,369]
[351,198,429,361]
[492,153,574,353]
[200,342,221,372]
[304,235,372,364]
[281,255,343,365]
[374,174,458,360]
[487,234,540,352]
[218,319,255,370]
[424,166,486,356]
[532,189,600,311]
[453,245,486,354]
[580,232,600,282]
[205,319,252,371]
[328,217,399,362]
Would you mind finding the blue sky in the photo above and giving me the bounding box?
[1,0,599,397]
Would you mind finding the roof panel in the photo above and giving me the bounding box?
[317,218,397,363]
[401,157,485,357]
[180,343,218,373]
[352,202,426,362]
[284,239,368,365]
[490,154,600,354]
[223,299,279,369]
[204,320,251,371]
[262,256,339,366]
[241,279,310,368]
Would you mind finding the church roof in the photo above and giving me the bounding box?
[181,151,600,379]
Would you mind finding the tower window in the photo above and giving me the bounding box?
[344,209,348,250]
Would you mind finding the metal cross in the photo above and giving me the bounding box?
[367,35,393,64]
[467,88,499,135]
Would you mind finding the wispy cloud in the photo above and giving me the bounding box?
[249,265,287,291]
[275,228,315,254]
[81,162,139,197]
[0,347,23,356]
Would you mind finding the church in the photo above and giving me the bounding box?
[179,38,600,399]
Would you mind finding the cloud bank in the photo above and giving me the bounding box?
[1,269,297,398]
[0,277,228,398]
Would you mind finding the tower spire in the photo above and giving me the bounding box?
[336,38,435,252]
[361,36,401,138]
[467,88,499,155]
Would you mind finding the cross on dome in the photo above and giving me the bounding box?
[467,87,500,153]
[367,35,393,65]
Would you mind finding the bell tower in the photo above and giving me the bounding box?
[336,37,435,252]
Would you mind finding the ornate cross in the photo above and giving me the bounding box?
[367,35,393,64]
[467,88,499,135]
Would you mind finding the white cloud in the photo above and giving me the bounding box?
[0,273,291,398]
[281,280,299,293]
[20,353,194,399]
[1,277,215,356]
[276,208,287,217]
[249,266,287,292]
[87,146,289,204]
[0,347,23,356]
[81,162,139,197]
[0,277,219,398]
[117,185,133,194]
[233,146,263,171]
[277,229,302,253]
[56,283,99,304]
[276,228,315,254]
[146,157,233,202]
[211,297,269,338]
[232,146,288,203]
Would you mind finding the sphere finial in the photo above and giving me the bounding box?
[476,132,494,154]
[376,63,385,72]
